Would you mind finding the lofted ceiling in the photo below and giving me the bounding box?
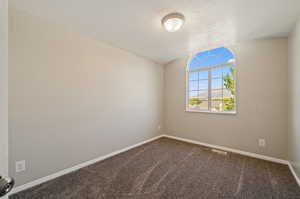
[10,0,300,64]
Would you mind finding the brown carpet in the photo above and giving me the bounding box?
[10,138,300,199]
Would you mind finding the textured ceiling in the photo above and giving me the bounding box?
[10,0,300,64]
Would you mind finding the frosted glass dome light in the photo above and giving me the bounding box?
[162,13,185,32]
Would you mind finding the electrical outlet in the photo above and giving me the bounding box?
[258,139,266,147]
[16,160,26,173]
[158,125,161,131]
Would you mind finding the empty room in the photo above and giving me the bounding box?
[1,0,300,198]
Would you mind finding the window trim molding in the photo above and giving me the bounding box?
[185,47,238,114]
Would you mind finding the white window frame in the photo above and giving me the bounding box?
[186,53,237,114]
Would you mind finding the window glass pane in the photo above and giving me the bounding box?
[223,89,232,98]
[198,90,208,99]
[189,91,198,98]
[223,67,236,97]
[198,80,208,90]
[211,101,223,112]
[198,70,209,80]
[189,99,208,111]
[197,100,209,110]
[223,97,235,112]
[223,65,236,79]
[212,67,223,78]
[189,72,198,81]
[223,88,235,112]
[188,47,235,70]
[211,89,222,100]
[223,66,236,111]
[212,78,223,90]
[189,81,198,91]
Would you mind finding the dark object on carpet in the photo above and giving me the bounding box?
[10,138,300,199]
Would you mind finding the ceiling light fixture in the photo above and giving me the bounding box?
[162,12,185,32]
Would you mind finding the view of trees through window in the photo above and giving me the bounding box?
[187,47,236,113]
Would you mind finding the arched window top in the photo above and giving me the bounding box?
[188,47,235,71]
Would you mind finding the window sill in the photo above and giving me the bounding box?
[185,109,237,115]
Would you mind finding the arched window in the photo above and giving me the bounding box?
[186,47,237,113]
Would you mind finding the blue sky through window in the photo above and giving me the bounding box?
[189,47,234,70]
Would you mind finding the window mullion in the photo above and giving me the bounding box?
[186,71,189,110]
[208,69,212,111]
[221,67,224,112]
[197,71,199,98]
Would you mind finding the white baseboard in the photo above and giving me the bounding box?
[161,135,300,187]
[288,162,300,187]
[10,135,164,195]
[162,135,288,165]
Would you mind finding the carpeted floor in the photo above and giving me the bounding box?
[10,138,300,199]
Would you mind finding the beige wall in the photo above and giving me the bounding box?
[0,0,8,185]
[164,39,288,159]
[9,8,164,186]
[288,19,300,178]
